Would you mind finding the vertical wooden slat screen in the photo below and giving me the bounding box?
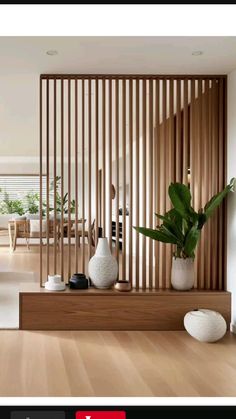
[40,74,227,291]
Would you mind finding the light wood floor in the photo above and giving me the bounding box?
[0,330,235,397]
[0,244,119,281]
[0,246,236,397]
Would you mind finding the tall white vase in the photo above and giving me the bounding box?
[171,257,195,291]
[88,237,118,289]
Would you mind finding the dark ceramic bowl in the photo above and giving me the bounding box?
[69,273,88,289]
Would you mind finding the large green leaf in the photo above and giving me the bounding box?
[204,178,236,220]
[168,183,192,221]
[155,210,184,243]
[197,211,207,230]
[183,224,200,258]
[133,226,178,244]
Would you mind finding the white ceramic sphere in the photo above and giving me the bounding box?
[171,257,195,291]
[184,309,227,342]
[88,238,118,289]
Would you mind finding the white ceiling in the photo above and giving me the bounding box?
[1,36,236,74]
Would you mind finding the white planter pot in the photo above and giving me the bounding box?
[184,309,227,342]
[171,257,194,291]
[88,237,118,289]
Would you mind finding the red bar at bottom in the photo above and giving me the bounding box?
[76,412,126,419]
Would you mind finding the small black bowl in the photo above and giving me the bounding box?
[69,273,88,289]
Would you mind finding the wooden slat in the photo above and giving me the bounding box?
[129,79,133,287]
[102,79,106,238]
[218,78,224,290]
[166,78,174,288]
[154,79,160,290]
[148,79,153,289]
[95,79,99,247]
[176,79,181,183]
[75,79,79,272]
[39,77,43,287]
[88,79,92,260]
[46,79,50,280]
[193,81,201,288]
[209,79,214,290]
[208,81,213,290]
[190,79,195,205]
[135,80,140,290]
[60,78,64,281]
[197,80,202,290]
[122,79,127,280]
[115,80,120,267]
[183,79,189,185]
[203,79,210,289]
[142,79,147,290]
[81,79,85,273]
[212,79,218,290]
[161,79,166,289]
[67,79,71,282]
[108,79,112,251]
[201,80,208,289]
[53,79,57,275]
[169,79,174,182]
[223,77,228,291]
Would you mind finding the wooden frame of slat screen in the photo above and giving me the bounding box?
[39,74,227,291]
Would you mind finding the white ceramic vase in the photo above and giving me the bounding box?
[184,309,227,342]
[88,237,118,289]
[171,257,195,291]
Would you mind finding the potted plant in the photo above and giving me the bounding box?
[134,178,235,290]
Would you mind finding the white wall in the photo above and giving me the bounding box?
[227,69,236,332]
[0,73,38,157]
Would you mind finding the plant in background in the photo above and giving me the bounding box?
[25,191,40,214]
[47,176,77,215]
[134,178,236,259]
[0,191,24,215]
[44,175,68,214]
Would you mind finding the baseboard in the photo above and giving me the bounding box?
[230,323,236,334]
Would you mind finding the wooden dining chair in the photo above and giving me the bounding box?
[72,219,95,247]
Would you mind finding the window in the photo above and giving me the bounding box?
[0,175,49,215]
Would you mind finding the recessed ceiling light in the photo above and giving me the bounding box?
[46,50,58,56]
[192,51,203,56]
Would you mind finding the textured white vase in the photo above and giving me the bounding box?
[171,257,194,291]
[88,237,118,289]
[184,309,227,342]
